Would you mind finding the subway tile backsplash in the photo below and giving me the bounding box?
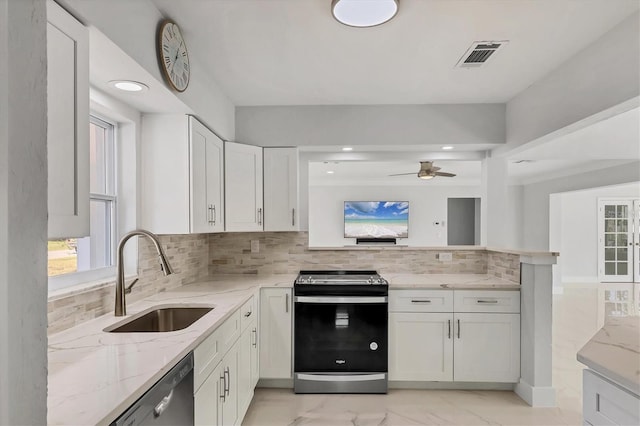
[48,232,521,334]
[209,232,489,275]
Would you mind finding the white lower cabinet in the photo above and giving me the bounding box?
[389,312,453,381]
[453,312,520,382]
[238,316,259,421]
[194,299,255,426]
[583,369,640,426]
[259,288,292,379]
[195,362,222,426]
[389,289,521,383]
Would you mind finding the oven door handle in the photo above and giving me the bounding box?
[294,296,387,304]
[296,373,386,382]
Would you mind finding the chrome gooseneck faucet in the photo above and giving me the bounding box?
[115,229,173,316]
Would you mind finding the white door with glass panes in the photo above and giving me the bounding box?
[598,199,639,283]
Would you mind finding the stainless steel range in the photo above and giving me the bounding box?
[293,270,388,394]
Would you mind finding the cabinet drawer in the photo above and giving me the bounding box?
[221,309,241,349]
[583,369,640,426]
[454,290,520,313]
[389,290,453,312]
[194,326,223,392]
[240,296,257,330]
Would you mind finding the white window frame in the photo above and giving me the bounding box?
[49,92,139,293]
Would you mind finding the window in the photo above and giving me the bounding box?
[48,115,117,278]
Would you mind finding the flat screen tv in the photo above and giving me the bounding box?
[344,201,409,239]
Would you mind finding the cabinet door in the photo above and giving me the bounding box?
[250,325,260,388]
[47,0,89,238]
[453,313,520,382]
[220,345,239,426]
[225,142,263,232]
[389,313,453,381]
[259,288,292,379]
[195,362,222,426]
[263,148,298,231]
[237,327,253,421]
[190,117,224,233]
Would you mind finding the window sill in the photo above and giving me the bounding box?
[48,267,137,299]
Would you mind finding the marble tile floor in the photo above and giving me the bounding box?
[243,282,639,426]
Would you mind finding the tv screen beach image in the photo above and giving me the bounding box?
[344,201,409,238]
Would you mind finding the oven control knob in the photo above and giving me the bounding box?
[370,342,378,351]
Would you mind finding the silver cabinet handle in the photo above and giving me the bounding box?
[292,208,295,226]
[411,299,431,304]
[212,204,216,226]
[448,319,451,339]
[457,319,461,339]
[285,293,289,313]
[257,208,262,226]
[207,205,212,225]
[476,299,499,304]
[224,367,230,396]
[153,389,174,418]
[252,327,257,347]
[219,372,226,402]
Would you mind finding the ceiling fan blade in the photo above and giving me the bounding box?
[434,172,456,177]
[431,166,441,172]
[388,172,418,176]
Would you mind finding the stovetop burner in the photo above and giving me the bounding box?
[295,270,388,285]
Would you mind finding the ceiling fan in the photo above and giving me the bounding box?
[389,161,456,180]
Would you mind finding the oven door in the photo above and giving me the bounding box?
[294,296,388,373]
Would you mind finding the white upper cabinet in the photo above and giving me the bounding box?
[263,148,299,232]
[47,0,89,238]
[190,118,225,233]
[225,142,263,232]
[141,115,224,234]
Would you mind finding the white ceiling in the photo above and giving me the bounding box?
[151,0,638,106]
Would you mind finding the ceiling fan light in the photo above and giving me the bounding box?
[331,0,399,28]
[418,174,434,180]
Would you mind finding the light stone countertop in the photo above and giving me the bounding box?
[47,273,518,425]
[47,274,295,426]
[385,273,519,289]
[577,315,640,395]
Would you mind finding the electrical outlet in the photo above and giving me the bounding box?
[438,252,453,262]
[250,240,259,253]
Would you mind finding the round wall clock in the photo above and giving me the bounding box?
[157,20,190,92]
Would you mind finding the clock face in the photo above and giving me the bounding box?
[158,21,190,92]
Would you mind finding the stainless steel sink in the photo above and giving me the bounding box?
[104,306,214,333]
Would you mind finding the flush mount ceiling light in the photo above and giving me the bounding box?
[331,0,399,28]
[441,146,454,150]
[108,80,149,93]
[342,147,353,151]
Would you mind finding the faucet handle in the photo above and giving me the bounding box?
[125,278,139,295]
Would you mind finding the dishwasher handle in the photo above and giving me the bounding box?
[153,389,174,418]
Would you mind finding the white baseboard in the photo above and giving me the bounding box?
[515,379,556,407]
[562,276,599,283]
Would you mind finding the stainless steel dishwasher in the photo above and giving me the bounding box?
[111,352,194,426]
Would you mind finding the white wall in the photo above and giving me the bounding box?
[309,185,481,247]
[554,182,640,283]
[58,0,236,140]
[0,0,48,423]
[504,12,639,152]
[236,104,505,147]
[523,161,640,251]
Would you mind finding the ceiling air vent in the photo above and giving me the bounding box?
[456,41,508,68]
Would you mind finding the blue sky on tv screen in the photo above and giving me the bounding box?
[344,202,409,221]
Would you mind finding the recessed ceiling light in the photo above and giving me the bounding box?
[331,0,398,28]
[342,147,353,151]
[108,80,149,93]
[441,146,454,150]
[327,170,335,174]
